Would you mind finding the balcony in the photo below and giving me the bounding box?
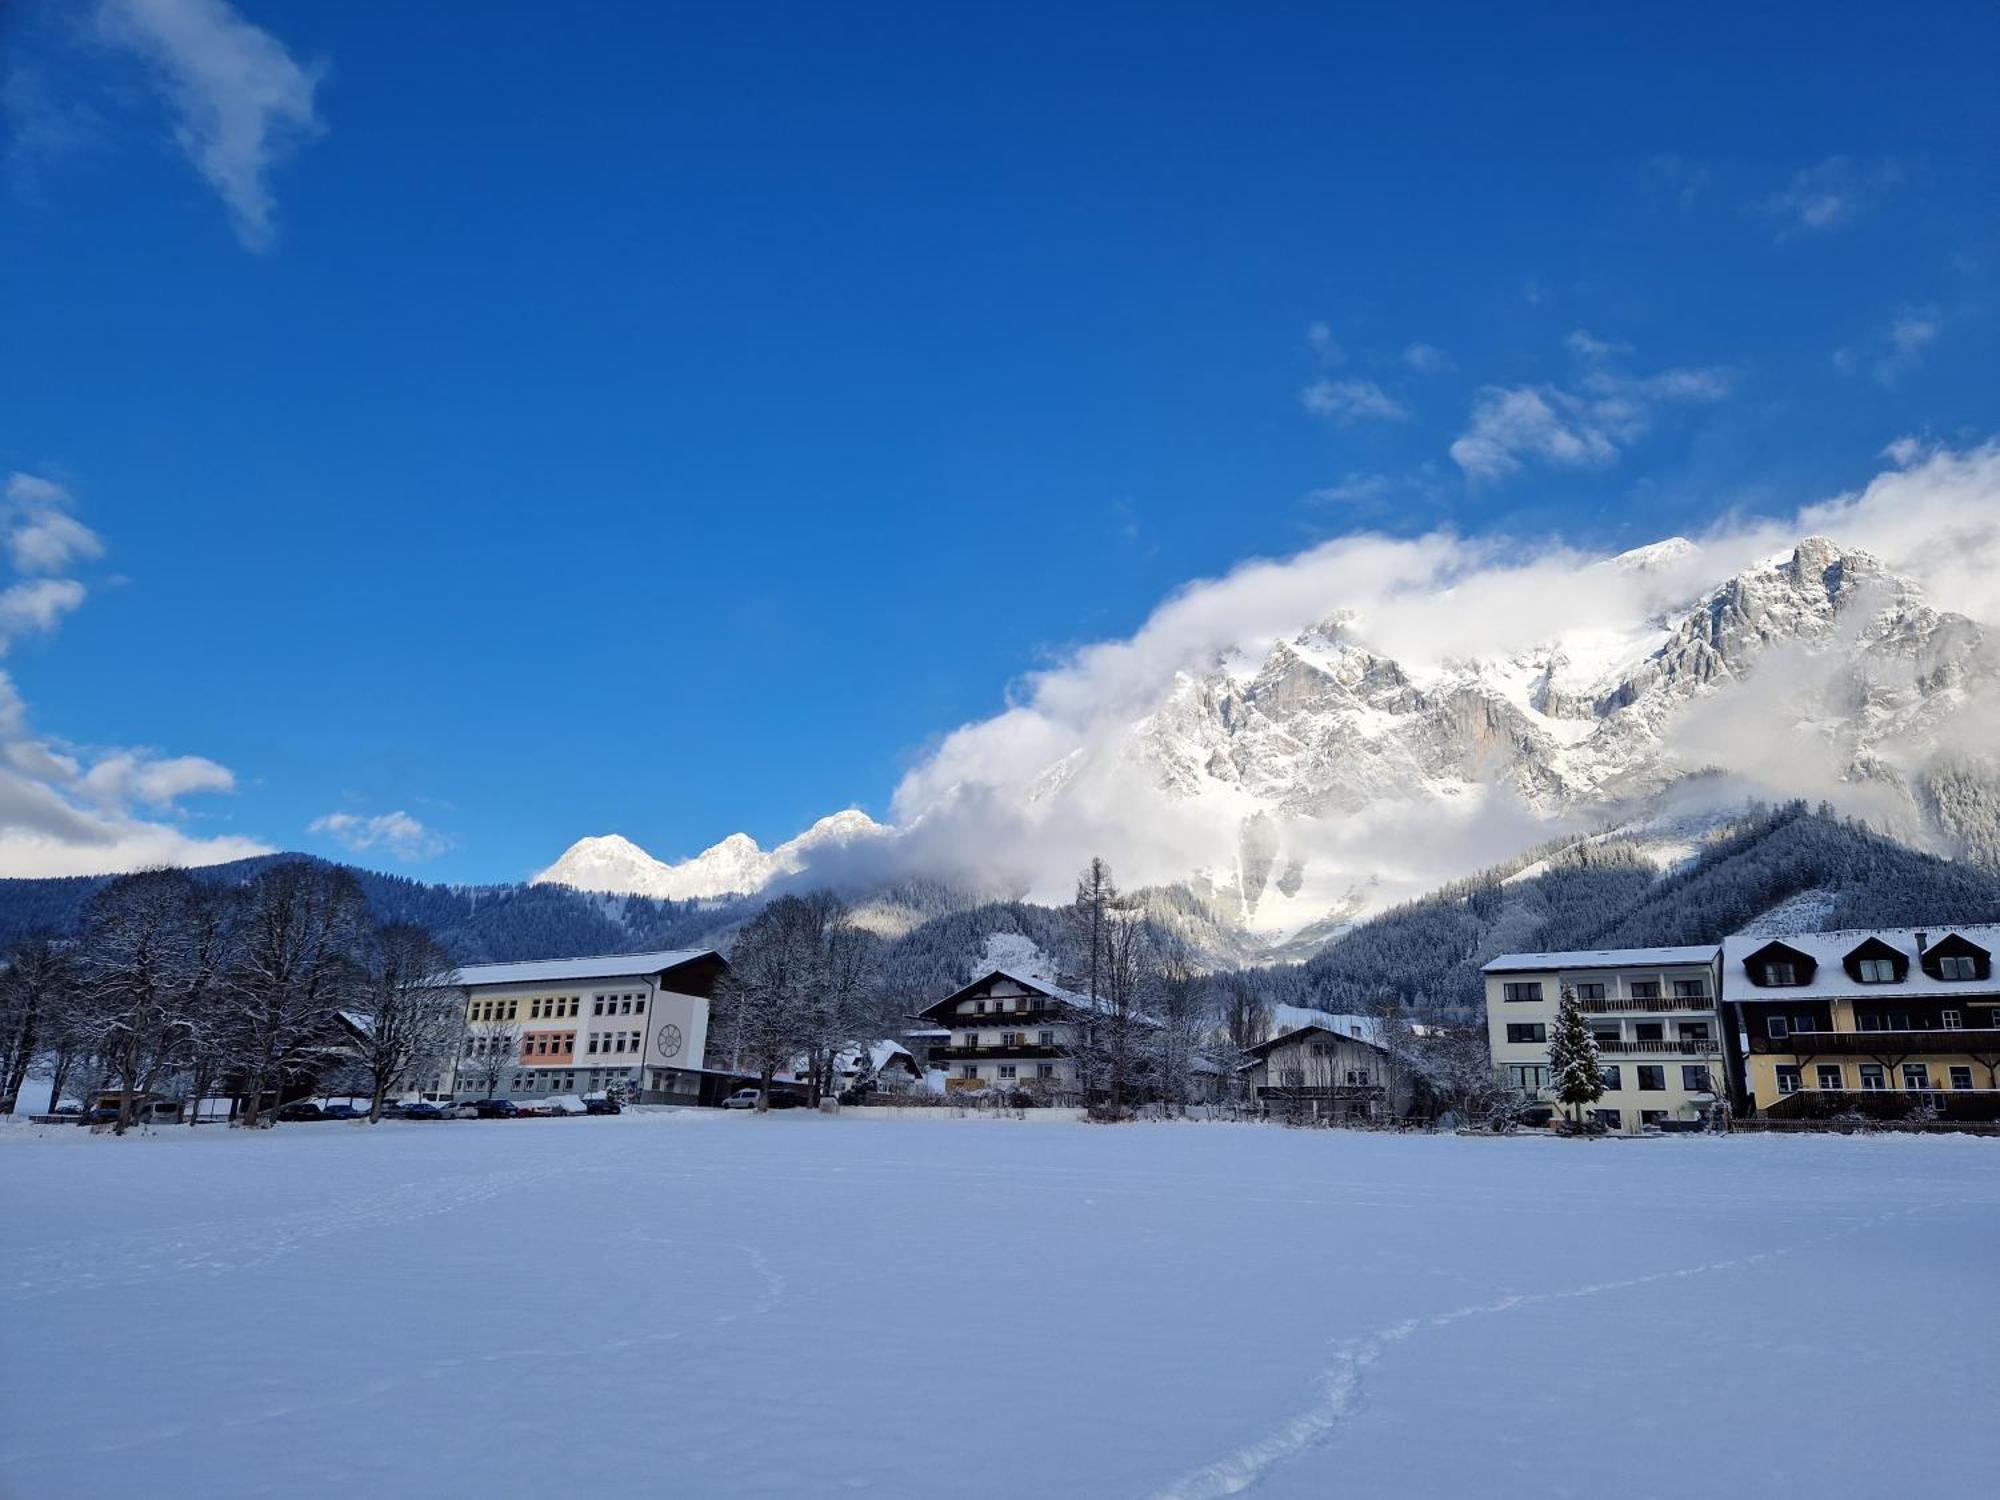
[1592,1038,1720,1056]
[1578,995,1712,1014]
[932,1044,1068,1062]
[1764,1086,2000,1124]
[1749,1028,2000,1057]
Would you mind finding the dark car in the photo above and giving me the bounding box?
[88,1104,121,1124]
[321,1103,365,1120]
[584,1097,622,1116]
[277,1102,326,1122]
[766,1091,805,1110]
[401,1101,449,1121]
[474,1098,520,1119]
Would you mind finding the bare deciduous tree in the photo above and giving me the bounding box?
[354,924,464,1120]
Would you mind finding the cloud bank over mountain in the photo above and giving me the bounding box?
[543,441,2000,935]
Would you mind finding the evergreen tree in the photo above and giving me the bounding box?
[1545,982,1603,1128]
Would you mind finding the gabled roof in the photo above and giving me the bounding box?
[1481,946,1718,974]
[1920,931,1992,982]
[1242,1022,1390,1060]
[1721,926,2000,1000]
[452,949,723,988]
[1839,934,1909,983]
[918,967,1159,1025]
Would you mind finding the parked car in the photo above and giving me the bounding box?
[584,1097,622,1116]
[475,1099,520,1119]
[320,1103,364,1120]
[724,1087,803,1110]
[544,1095,586,1116]
[278,1102,326,1122]
[448,1102,480,1119]
[513,1100,551,1118]
[400,1101,449,1121]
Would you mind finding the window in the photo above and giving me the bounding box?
[1501,981,1543,1003]
[1762,962,1796,986]
[1640,1110,1667,1126]
[1575,982,1606,1001]
[586,1037,599,1054]
[1950,1066,1974,1091]
[1589,1026,1620,1045]
[997,1064,1017,1080]
[1280,1068,1305,1087]
[1671,978,1709,998]
[1001,1031,1022,1047]
[959,1064,978,1080]
[1681,1065,1711,1092]
[1857,957,1897,983]
[1902,1064,1931,1090]
[1766,1015,1790,1039]
[1629,980,1661,1001]
[1636,1066,1666,1092]
[1344,1069,1370,1087]
[1633,1022,1664,1042]
[1505,1023,1546,1044]
[1507,1064,1549,1092]
[1591,1109,1622,1130]
[1942,1009,1962,1030]
[962,1033,979,1049]
[1310,1042,1333,1056]
[1939,955,1978,980]
[1599,1066,1622,1091]
[593,998,604,1016]
[1775,1067,1801,1095]
[1816,1065,1843,1091]
[1858,1065,1886,1091]
[1678,1021,1711,1041]
[1038,1030,1055,1047]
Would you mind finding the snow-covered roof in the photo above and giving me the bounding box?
[1720,925,2000,1001]
[452,949,719,988]
[1270,1004,1383,1047]
[1244,1021,1390,1059]
[1481,945,1718,974]
[921,967,1160,1025]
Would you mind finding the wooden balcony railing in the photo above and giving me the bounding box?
[1593,1038,1721,1056]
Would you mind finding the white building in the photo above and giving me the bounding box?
[914,969,1099,1094]
[450,949,727,1105]
[1483,946,1725,1133]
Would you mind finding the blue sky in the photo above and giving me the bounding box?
[2,0,1995,882]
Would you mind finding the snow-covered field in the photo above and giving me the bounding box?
[4,1114,1996,1498]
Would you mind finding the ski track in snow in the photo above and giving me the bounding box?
[1145,1198,1947,1500]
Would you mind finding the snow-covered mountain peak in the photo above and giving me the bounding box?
[534,810,888,900]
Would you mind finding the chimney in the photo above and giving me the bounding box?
[1915,930,1929,954]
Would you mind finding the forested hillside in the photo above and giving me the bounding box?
[1264,803,2000,1015]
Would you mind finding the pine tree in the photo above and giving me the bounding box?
[1545,982,1603,1128]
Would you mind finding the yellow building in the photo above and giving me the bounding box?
[1723,927,2000,1124]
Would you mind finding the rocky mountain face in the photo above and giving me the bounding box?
[1116,537,1995,928]
[535,536,1999,949]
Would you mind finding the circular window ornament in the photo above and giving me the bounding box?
[656,1023,684,1059]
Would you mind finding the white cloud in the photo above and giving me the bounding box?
[831,442,2000,914]
[310,809,451,862]
[0,471,266,876]
[5,471,105,575]
[1305,321,1342,364]
[77,750,235,807]
[1834,307,1945,387]
[1400,342,1450,373]
[1449,344,1731,481]
[1764,156,1899,237]
[1301,378,1411,424]
[95,0,324,251]
[0,578,87,639]
[1564,328,1630,360]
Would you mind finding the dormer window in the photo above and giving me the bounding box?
[1745,940,1816,988]
[1939,955,1979,981]
[1856,958,1897,984]
[1763,962,1796,986]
